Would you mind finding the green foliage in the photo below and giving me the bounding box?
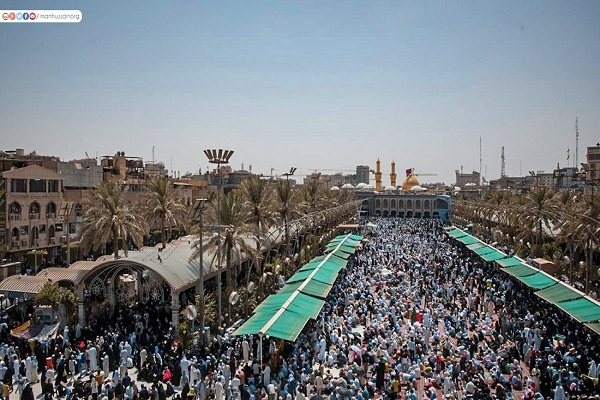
[35,283,77,311]
[152,230,163,242]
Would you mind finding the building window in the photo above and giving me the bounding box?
[29,179,47,193]
[416,200,421,209]
[10,179,27,193]
[407,200,412,209]
[424,200,430,209]
[75,203,83,216]
[9,202,21,215]
[39,224,46,233]
[20,226,28,235]
[55,223,63,232]
[48,180,60,192]
[46,202,57,215]
[435,199,448,210]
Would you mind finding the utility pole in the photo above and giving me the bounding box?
[501,146,506,178]
[479,136,482,185]
[575,117,579,170]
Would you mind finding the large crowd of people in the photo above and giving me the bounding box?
[0,218,598,400]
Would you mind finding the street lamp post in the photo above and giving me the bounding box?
[282,167,297,273]
[190,198,207,343]
[204,149,234,330]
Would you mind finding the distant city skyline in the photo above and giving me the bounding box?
[1,0,599,184]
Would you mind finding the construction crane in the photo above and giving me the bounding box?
[410,168,437,177]
[312,168,356,174]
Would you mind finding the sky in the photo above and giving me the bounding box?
[1,0,599,185]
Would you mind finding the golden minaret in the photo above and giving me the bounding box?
[375,159,382,190]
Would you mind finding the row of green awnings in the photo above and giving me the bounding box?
[233,233,363,341]
[534,282,600,323]
[447,227,600,325]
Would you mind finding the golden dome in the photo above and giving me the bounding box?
[401,174,421,191]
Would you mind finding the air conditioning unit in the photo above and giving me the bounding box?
[50,237,56,244]
[9,215,20,220]
[12,241,19,248]
[60,236,67,244]
[30,213,40,219]
[47,213,55,219]
[21,240,28,247]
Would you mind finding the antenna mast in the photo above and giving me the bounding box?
[575,117,579,169]
[479,136,482,184]
[501,146,506,177]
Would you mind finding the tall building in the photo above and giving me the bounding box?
[586,143,600,181]
[455,169,480,187]
[355,165,370,185]
[390,162,397,188]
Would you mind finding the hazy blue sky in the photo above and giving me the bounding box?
[1,0,599,185]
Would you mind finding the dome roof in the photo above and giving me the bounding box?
[453,186,462,191]
[409,185,426,191]
[356,182,368,188]
[341,183,354,189]
[330,186,340,191]
[401,174,421,191]
[384,185,396,191]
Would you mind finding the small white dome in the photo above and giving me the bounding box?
[453,186,462,191]
[341,183,354,189]
[330,186,340,191]
[365,184,374,189]
[384,185,396,191]
[356,182,368,188]
[410,185,426,191]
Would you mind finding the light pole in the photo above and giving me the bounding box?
[59,202,75,267]
[190,198,207,343]
[282,167,297,270]
[204,148,234,330]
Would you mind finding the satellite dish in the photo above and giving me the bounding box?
[229,291,240,305]
[274,264,281,274]
[184,305,197,320]
[553,251,561,260]
[247,282,255,294]
[564,256,571,264]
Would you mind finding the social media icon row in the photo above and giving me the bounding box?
[2,12,38,21]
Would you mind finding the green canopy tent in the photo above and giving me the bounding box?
[535,282,582,303]
[515,272,558,290]
[480,251,507,262]
[456,235,480,245]
[467,243,486,250]
[310,254,348,268]
[287,265,341,285]
[278,280,332,298]
[555,298,600,323]
[500,263,538,278]
[233,233,362,341]
[448,230,468,238]
[474,246,496,256]
[497,257,524,267]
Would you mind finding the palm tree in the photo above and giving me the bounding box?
[79,181,147,259]
[525,187,557,257]
[239,176,277,233]
[302,180,323,213]
[275,180,301,260]
[191,189,250,289]
[143,177,188,249]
